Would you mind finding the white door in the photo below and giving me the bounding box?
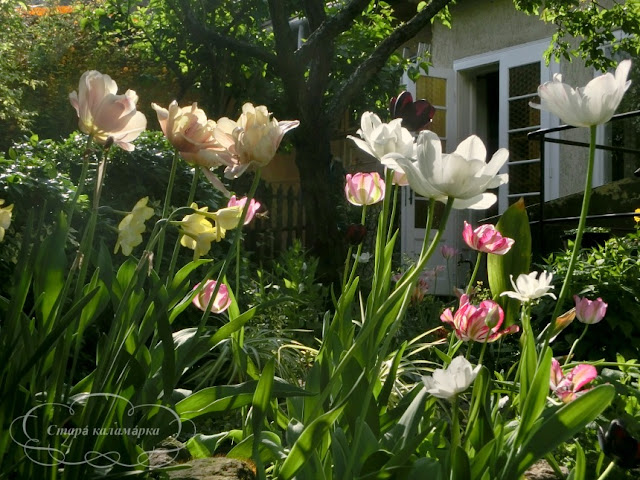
[400,67,466,296]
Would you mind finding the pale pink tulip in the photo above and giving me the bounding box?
[344,172,385,206]
[573,295,608,324]
[192,280,232,314]
[69,70,147,151]
[440,295,519,343]
[151,101,231,169]
[462,221,515,255]
[441,244,458,260]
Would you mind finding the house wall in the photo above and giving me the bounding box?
[430,0,555,69]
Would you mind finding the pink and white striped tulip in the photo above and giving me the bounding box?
[440,294,519,343]
[462,221,515,255]
[344,172,386,206]
[573,295,608,325]
[550,358,597,403]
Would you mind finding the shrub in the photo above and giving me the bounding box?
[545,229,640,360]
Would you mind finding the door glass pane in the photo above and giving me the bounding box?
[509,62,540,97]
[507,62,540,201]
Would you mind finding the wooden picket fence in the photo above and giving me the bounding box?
[244,183,306,261]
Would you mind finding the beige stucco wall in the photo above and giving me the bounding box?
[430,0,556,68]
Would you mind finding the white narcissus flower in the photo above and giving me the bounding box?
[422,356,481,401]
[114,197,154,256]
[214,103,299,178]
[347,111,416,164]
[0,199,14,242]
[69,71,147,151]
[392,131,509,210]
[530,60,631,127]
[501,271,557,303]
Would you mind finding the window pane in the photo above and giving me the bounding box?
[509,96,540,130]
[509,62,539,97]
[509,131,540,162]
[417,77,446,106]
[414,198,445,229]
[429,109,446,137]
[508,161,541,194]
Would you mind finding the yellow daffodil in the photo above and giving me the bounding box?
[634,208,640,223]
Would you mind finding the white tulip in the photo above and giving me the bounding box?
[393,131,508,210]
[422,356,481,401]
[530,60,631,127]
[347,112,416,165]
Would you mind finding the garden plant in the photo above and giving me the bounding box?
[0,56,638,480]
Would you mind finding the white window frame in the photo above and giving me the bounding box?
[453,39,561,212]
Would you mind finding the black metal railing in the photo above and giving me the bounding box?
[526,109,640,252]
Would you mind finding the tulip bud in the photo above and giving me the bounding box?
[574,295,608,324]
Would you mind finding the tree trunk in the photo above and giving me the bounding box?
[293,122,347,285]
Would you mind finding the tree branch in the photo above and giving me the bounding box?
[173,0,278,66]
[296,0,371,63]
[327,0,455,121]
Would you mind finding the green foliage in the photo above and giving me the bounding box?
[0,1,40,141]
[545,229,640,360]
[514,0,640,70]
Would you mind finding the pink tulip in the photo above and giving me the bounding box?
[192,280,232,314]
[550,358,597,403]
[573,295,608,324]
[462,221,515,255]
[345,172,385,206]
[440,295,519,343]
[227,195,261,225]
[441,244,458,260]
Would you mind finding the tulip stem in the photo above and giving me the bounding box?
[166,167,200,284]
[343,205,367,289]
[478,337,490,366]
[565,323,589,366]
[547,125,597,343]
[466,251,483,295]
[156,149,180,271]
[66,135,93,228]
[450,394,460,449]
[596,461,616,480]
[197,170,262,330]
[386,178,398,243]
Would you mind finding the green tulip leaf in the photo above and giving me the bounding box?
[487,198,531,326]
